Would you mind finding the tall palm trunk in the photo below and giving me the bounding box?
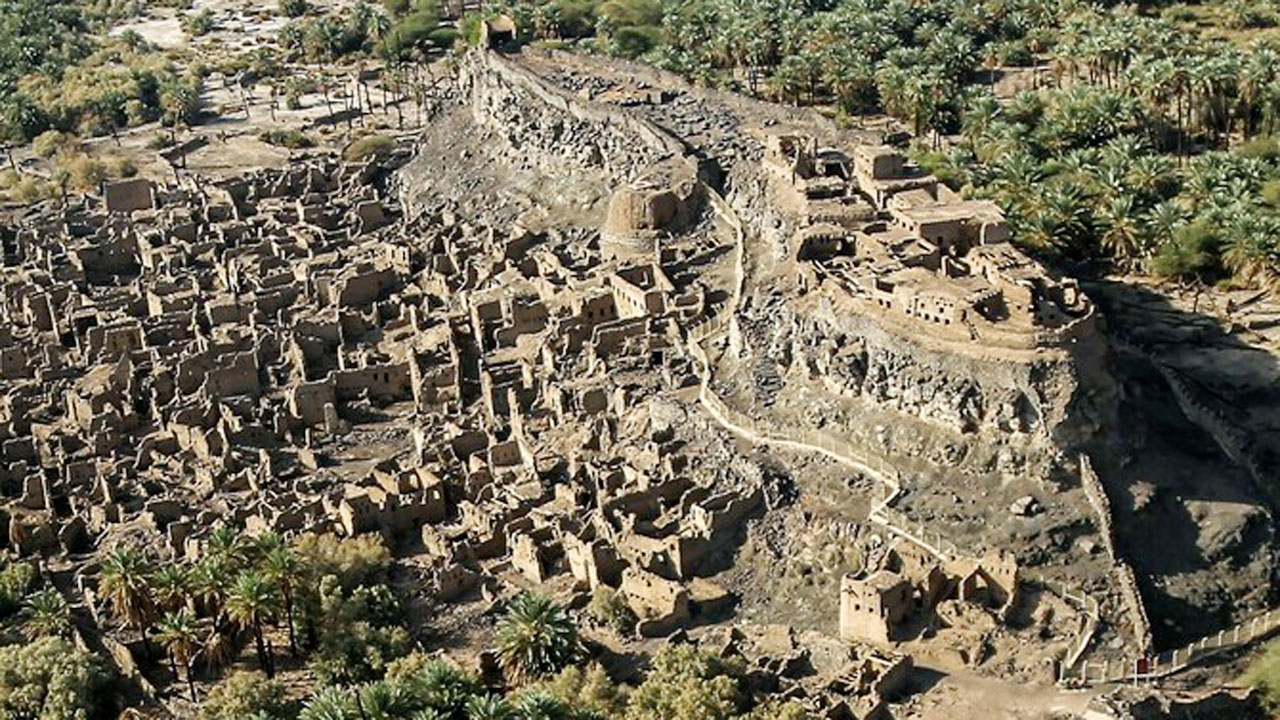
[283,589,297,658]
[354,687,369,720]
[252,616,274,677]
[186,660,198,703]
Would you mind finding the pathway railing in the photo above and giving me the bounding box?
[690,191,1280,688]
[1069,607,1280,685]
[687,188,1105,680]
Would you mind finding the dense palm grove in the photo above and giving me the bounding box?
[0,529,806,720]
[0,0,201,143]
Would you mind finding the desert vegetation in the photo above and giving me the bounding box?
[458,0,1280,286]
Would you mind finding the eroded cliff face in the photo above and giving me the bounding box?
[814,327,1050,436]
[724,177,1116,480]
[446,48,1117,478]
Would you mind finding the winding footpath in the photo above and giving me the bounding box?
[683,188,1109,679]
[686,188,1280,687]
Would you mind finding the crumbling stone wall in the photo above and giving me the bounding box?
[774,303,1104,475]
[1080,454,1154,654]
[1156,362,1279,507]
[721,162,1114,474]
[458,50,687,184]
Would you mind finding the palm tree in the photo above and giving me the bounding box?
[191,555,231,619]
[226,571,281,677]
[1238,44,1276,138]
[1144,200,1186,249]
[300,686,356,720]
[99,546,155,642]
[512,691,570,720]
[465,694,514,720]
[1126,154,1176,200]
[201,621,239,672]
[768,55,808,105]
[261,542,304,657]
[207,525,250,569]
[1098,194,1146,264]
[1223,213,1280,285]
[360,681,414,719]
[494,592,581,684]
[155,608,201,701]
[962,94,1000,148]
[151,565,191,614]
[23,589,71,640]
[402,660,476,714]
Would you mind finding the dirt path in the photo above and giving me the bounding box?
[898,666,1104,719]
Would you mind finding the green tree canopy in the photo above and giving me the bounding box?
[0,636,112,720]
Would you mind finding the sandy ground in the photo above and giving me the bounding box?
[109,0,354,49]
[895,667,1102,719]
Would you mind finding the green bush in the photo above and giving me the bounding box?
[1149,222,1221,280]
[113,158,138,178]
[13,178,50,203]
[459,12,485,46]
[278,0,309,17]
[537,664,626,718]
[343,134,396,164]
[1161,4,1198,23]
[383,0,413,17]
[1221,0,1276,29]
[1261,179,1280,208]
[0,560,35,615]
[0,637,112,720]
[428,27,460,49]
[587,586,636,634]
[610,25,662,59]
[995,40,1034,67]
[625,645,745,720]
[1245,640,1280,713]
[260,128,315,148]
[378,6,442,61]
[304,578,411,686]
[293,534,391,589]
[32,130,72,159]
[1238,136,1280,163]
[549,0,598,38]
[180,9,216,36]
[199,671,293,720]
[59,153,107,192]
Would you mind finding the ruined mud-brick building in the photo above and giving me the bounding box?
[751,129,1114,481]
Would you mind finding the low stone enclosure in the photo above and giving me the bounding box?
[0,44,1270,709]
